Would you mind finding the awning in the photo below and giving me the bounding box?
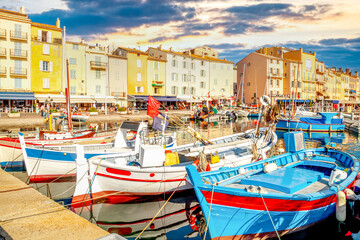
[36,94,115,104]
[277,99,305,103]
[133,95,185,102]
[0,92,35,100]
[333,100,339,104]
[350,90,356,93]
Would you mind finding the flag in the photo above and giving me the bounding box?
[147,95,160,118]
[152,116,169,131]
[159,111,170,120]
[208,91,210,98]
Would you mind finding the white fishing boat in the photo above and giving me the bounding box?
[71,127,278,205]
[71,112,90,122]
[19,121,177,182]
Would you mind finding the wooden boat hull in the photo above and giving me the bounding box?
[186,147,359,239]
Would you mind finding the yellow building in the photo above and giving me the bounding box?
[31,19,62,94]
[284,48,316,100]
[147,57,166,96]
[0,7,35,109]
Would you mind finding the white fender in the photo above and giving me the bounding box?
[261,151,267,160]
[344,188,358,201]
[264,162,277,173]
[336,191,346,222]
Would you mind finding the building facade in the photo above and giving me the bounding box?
[108,53,127,106]
[31,20,62,94]
[66,41,86,95]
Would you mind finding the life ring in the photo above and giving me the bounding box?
[189,213,199,231]
[260,95,271,106]
[192,159,211,172]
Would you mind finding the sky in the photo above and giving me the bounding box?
[2,0,360,72]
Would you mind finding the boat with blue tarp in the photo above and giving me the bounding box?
[186,131,359,240]
[276,112,345,132]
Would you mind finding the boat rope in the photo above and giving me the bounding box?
[3,139,18,171]
[34,167,77,191]
[26,147,45,184]
[0,186,32,194]
[203,184,215,240]
[258,187,281,240]
[134,177,185,240]
[50,170,88,199]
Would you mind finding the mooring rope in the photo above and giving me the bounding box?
[202,184,215,240]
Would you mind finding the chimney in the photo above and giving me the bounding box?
[81,38,84,44]
[355,71,358,77]
[339,67,343,72]
[201,52,204,58]
[19,6,25,14]
[346,68,350,74]
[56,18,60,28]
[170,47,173,52]
[158,45,162,50]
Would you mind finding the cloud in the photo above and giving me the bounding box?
[29,0,195,37]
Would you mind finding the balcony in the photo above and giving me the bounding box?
[10,31,28,41]
[0,48,6,58]
[316,69,325,74]
[90,61,106,70]
[302,78,316,83]
[269,73,284,78]
[111,91,127,98]
[10,68,27,77]
[316,78,326,84]
[10,49,28,59]
[0,66,6,76]
[0,28,6,39]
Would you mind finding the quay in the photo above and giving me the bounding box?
[0,110,193,130]
[0,169,110,240]
[342,113,360,134]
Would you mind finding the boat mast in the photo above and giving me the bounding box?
[66,59,73,133]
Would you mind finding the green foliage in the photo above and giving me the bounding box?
[89,107,97,112]
[10,110,18,113]
[118,107,126,112]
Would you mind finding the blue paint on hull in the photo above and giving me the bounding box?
[276,119,345,132]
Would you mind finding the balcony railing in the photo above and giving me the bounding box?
[0,28,6,39]
[10,68,27,76]
[0,48,6,57]
[10,31,28,41]
[10,49,28,58]
[0,66,6,75]
[90,61,106,70]
[111,92,127,98]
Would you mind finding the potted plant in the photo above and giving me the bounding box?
[89,106,98,115]
[8,110,20,118]
[50,109,61,117]
[118,106,127,115]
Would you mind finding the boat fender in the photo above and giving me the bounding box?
[354,180,360,194]
[260,151,267,160]
[336,191,347,222]
[264,162,277,173]
[192,159,211,172]
[345,189,358,201]
[189,213,199,231]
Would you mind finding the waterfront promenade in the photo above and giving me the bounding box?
[0,169,109,240]
[0,110,193,130]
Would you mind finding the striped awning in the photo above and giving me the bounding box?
[0,92,35,100]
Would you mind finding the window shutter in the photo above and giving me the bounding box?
[43,44,49,55]
[47,31,51,43]
[49,62,53,72]
[38,30,42,41]
[39,61,43,71]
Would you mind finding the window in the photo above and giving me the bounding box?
[277,79,279,87]
[270,68,273,74]
[96,85,101,93]
[201,61,204,66]
[154,74,159,81]
[154,88,159,94]
[41,61,49,72]
[15,78,21,89]
[191,87,195,95]
[73,44,79,50]
[182,87,187,94]
[70,86,76,95]
[200,70,205,77]
[137,73,141,81]
[115,72,120,80]
[69,58,77,65]
[306,59,311,70]
[270,59,273,63]
[191,75,196,83]
[41,31,48,42]
[182,74,187,82]
[96,70,101,79]
[226,79,229,85]
[14,60,21,74]
[43,44,49,55]
[172,59,177,67]
[200,81,205,88]
[247,82,250,86]
[247,62,251,66]
[154,61,159,70]
[172,73,177,81]
[171,86,177,94]
[270,79,273,86]
[214,78,217,84]
[42,78,49,89]
[277,69,279,75]
[136,86,143,93]
[213,64,216,70]
[14,24,21,38]
[191,63,195,70]
[137,59,141,67]
[70,69,76,79]
[183,61,187,68]
[298,82,301,87]
[14,42,21,55]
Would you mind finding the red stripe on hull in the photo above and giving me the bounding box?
[96,172,185,183]
[29,174,76,183]
[201,190,336,211]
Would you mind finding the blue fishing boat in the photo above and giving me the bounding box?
[276,112,344,132]
[186,132,359,239]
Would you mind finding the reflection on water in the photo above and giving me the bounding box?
[7,118,360,240]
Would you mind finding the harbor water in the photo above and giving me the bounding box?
[6,117,360,240]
